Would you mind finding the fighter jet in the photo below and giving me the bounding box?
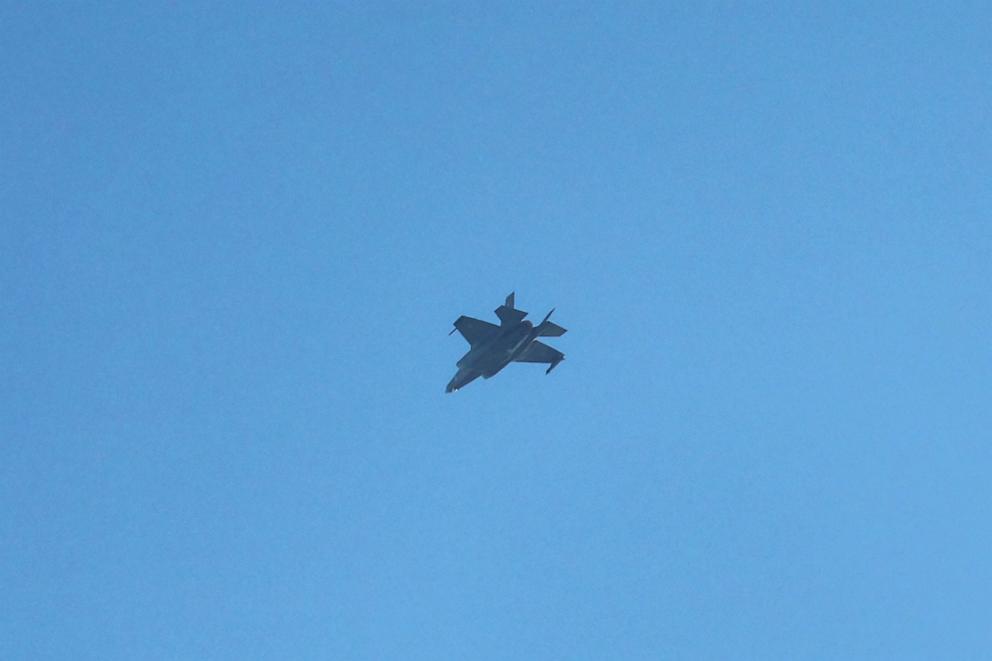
[446,292,566,393]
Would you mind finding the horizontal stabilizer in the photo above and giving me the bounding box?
[537,321,567,337]
[496,306,527,325]
[495,292,527,326]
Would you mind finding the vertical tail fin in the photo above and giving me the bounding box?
[536,308,567,336]
[495,291,527,325]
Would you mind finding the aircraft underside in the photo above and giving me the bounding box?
[446,292,566,393]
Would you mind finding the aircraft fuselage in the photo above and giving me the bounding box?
[457,320,535,377]
[446,293,566,393]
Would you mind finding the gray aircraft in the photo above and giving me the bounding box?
[446,292,566,393]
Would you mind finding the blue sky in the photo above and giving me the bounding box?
[2,3,990,659]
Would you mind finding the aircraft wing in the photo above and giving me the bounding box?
[451,315,499,346]
[514,340,564,365]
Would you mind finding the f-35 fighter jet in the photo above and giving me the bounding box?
[446,292,566,393]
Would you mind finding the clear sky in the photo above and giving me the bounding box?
[2,3,990,659]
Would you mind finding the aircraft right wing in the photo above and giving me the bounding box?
[451,315,499,346]
[514,340,564,373]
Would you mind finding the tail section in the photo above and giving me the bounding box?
[535,307,567,337]
[495,291,527,326]
[537,320,567,337]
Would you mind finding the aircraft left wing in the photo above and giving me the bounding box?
[514,341,564,373]
[451,315,499,346]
